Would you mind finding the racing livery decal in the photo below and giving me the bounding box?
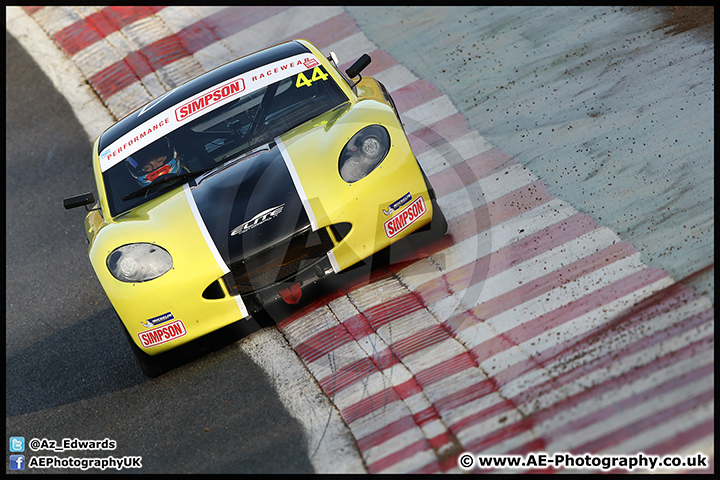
[175,78,246,121]
[188,145,310,267]
[140,311,175,329]
[302,56,319,69]
[138,319,187,348]
[383,192,412,216]
[276,137,318,231]
[99,53,324,173]
[231,204,285,236]
[384,195,427,238]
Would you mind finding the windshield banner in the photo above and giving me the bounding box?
[98,53,321,172]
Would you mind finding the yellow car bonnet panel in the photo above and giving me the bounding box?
[88,188,245,354]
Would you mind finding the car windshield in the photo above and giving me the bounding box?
[102,62,348,217]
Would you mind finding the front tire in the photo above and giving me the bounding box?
[410,162,449,246]
[122,327,175,378]
[409,197,448,247]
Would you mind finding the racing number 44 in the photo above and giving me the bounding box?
[296,67,328,88]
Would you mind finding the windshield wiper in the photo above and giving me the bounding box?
[122,167,214,201]
[217,142,273,167]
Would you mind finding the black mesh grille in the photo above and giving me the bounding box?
[224,227,334,296]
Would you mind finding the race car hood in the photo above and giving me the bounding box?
[187,144,311,267]
[102,99,398,273]
[185,101,367,268]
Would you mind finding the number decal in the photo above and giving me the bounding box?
[295,66,329,88]
[311,66,329,83]
[296,72,312,88]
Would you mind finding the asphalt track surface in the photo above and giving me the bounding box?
[5,30,323,475]
[6,6,714,474]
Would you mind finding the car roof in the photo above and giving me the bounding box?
[97,40,310,152]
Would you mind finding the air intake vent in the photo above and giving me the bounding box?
[329,222,352,242]
[223,226,334,296]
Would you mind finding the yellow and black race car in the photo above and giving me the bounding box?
[64,39,447,376]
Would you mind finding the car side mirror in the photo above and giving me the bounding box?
[327,51,340,67]
[345,54,371,87]
[63,192,95,210]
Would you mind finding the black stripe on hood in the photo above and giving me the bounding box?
[188,144,310,266]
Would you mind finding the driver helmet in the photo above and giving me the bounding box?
[126,137,181,186]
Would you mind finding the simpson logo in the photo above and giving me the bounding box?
[138,319,187,348]
[175,79,246,121]
[384,195,427,238]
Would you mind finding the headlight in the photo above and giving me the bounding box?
[107,243,173,282]
[338,125,390,183]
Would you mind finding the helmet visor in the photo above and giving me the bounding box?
[126,139,177,186]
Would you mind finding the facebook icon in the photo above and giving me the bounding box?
[9,455,25,470]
